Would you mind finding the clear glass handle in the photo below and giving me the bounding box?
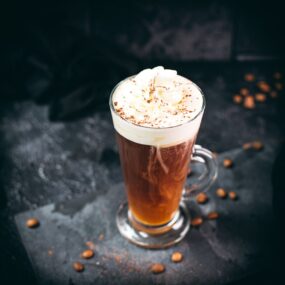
[183,145,218,199]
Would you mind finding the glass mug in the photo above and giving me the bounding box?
[109,76,218,248]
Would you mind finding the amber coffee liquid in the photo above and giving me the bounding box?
[117,133,195,226]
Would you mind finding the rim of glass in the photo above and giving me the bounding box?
[109,75,206,130]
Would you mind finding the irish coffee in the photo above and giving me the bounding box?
[111,67,203,227]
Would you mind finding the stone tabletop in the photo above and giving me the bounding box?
[15,146,276,285]
[1,62,284,284]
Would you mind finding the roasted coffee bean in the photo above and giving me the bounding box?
[257,81,271,93]
[233,95,243,104]
[171,252,183,263]
[270,91,278,98]
[207,212,219,220]
[191,217,203,227]
[240,88,249,96]
[26,218,40,228]
[150,263,165,274]
[196,193,208,204]
[223,159,233,168]
[85,241,96,250]
[252,141,263,151]
[73,262,84,272]
[244,73,255,82]
[229,191,238,200]
[255,93,266,102]
[243,142,252,150]
[81,249,94,259]
[216,188,227,198]
[243,96,255,109]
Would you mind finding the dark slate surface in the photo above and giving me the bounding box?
[15,144,276,285]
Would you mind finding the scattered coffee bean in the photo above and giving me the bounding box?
[233,95,243,104]
[229,191,238,200]
[216,188,227,199]
[48,250,53,256]
[196,193,208,204]
[244,73,255,82]
[81,249,94,259]
[255,93,266,102]
[171,252,183,263]
[223,158,233,168]
[275,82,283,91]
[240,88,249,96]
[26,218,40,229]
[73,262,85,272]
[242,142,252,150]
[273,72,282,80]
[243,96,255,109]
[85,241,96,250]
[150,263,165,274]
[252,141,263,151]
[191,217,203,227]
[98,234,105,241]
[257,81,271,93]
[270,91,278,98]
[207,212,219,220]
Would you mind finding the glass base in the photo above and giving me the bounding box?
[116,202,190,249]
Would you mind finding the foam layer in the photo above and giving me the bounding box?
[112,66,203,128]
[110,67,205,146]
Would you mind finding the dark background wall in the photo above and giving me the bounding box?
[1,0,284,120]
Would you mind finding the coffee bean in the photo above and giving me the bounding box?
[257,81,271,93]
[240,88,249,96]
[81,249,94,259]
[252,141,263,151]
[273,72,282,80]
[233,95,243,104]
[191,217,203,227]
[223,159,233,168]
[242,142,252,150]
[244,73,255,82]
[196,193,208,204]
[243,96,255,109]
[207,212,219,220]
[171,252,183,263]
[255,93,266,102]
[216,188,227,199]
[73,262,84,272]
[229,191,238,200]
[85,241,96,250]
[150,263,165,274]
[26,218,40,229]
[270,91,278,98]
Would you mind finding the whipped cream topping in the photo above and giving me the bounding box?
[112,66,203,128]
[110,67,205,146]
